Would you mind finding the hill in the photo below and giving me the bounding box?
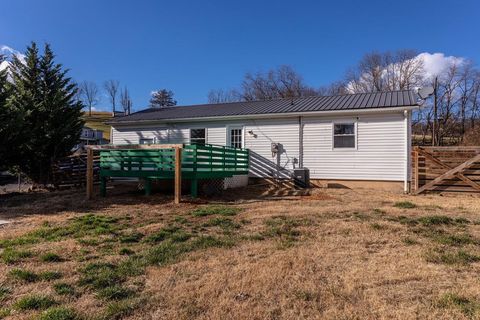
[82,111,113,141]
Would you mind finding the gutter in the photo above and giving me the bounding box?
[107,105,420,126]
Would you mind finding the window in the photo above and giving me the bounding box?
[229,128,243,148]
[139,138,154,145]
[190,128,206,145]
[333,123,356,148]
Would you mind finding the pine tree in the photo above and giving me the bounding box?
[6,42,84,185]
[150,89,177,108]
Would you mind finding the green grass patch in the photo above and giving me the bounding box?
[119,232,144,243]
[9,268,39,282]
[97,285,133,301]
[0,308,10,319]
[426,249,480,265]
[432,233,475,246]
[402,237,418,245]
[0,286,11,302]
[437,292,480,317]
[393,201,416,209]
[40,252,63,263]
[370,223,385,230]
[14,294,57,310]
[263,216,302,248]
[38,306,79,320]
[203,217,240,232]
[103,298,140,320]
[174,216,189,224]
[144,226,190,244]
[119,248,135,255]
[78,262,124,290]
[191,205,240,217]
[0,214,124,249]
[53,283,75,296]
[40,271,62,281]
[418,215,454,226]
[0,248,33,264]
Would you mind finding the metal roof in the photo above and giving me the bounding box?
[110,90,419,124]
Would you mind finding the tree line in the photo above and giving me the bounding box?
[207,50,480,146]
[78,80,132,116]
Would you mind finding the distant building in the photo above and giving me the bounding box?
[80,126,107,146]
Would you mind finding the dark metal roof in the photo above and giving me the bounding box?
[110,90,419,124]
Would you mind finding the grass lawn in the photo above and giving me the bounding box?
[1,185,480,319]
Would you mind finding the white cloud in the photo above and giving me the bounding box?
[0,45,26,72]
[416,52,465,81]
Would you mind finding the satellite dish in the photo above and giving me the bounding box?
[418,86,434,99]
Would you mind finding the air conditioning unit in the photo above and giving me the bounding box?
[293,168,310,188]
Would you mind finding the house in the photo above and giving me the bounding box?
[79,126,107,146]
[107,90,422,193]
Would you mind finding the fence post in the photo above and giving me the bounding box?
[174,147,182,204]
[414,148,419,192]
[86,147,94,200]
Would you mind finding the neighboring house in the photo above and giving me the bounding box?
[80,126,107,146]
[108,90,423,192]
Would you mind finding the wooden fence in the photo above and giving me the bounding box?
[412,146,480,194]
[52,153,100,188]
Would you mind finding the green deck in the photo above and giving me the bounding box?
[99,144,249,197]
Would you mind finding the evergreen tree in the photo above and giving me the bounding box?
[6,42,84,185]
[150,89,177,108]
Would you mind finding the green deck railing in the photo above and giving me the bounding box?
[99,144,249,197]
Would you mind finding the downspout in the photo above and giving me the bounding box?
[404,110,410,193]
[298,116,304,168]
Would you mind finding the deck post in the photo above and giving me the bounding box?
[100,177,107,197]
[191,178,198,198]
[144,178,152,196]
[174,147,182,204]
[86,147,94,200]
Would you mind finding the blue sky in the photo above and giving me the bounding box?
[1,0,479,112]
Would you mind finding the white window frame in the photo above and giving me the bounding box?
[227,125,244,149]
[189,128,207,145]
[332,122,357,150]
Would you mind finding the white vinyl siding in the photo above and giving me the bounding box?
[110,111,408,181]
[303,113,405,181]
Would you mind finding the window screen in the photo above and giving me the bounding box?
[190,128,206,145]
[333,123,355,148]
[230,128,243,148]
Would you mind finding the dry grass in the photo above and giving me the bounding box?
[1,184,480,319]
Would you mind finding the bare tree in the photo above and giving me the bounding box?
[79,81,99,116]
[241,65,317,101]
[104,80,120,115]
[318,81,349,96]
[207,88,241,104]
[346,50,424,93]
[120,86,132,115]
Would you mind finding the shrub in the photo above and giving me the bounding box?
[14,295,56,310]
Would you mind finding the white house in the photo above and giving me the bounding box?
[107,90,422,193]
